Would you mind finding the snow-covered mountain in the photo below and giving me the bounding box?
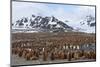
[73,15,95,33]
[12,15,73,33]
[12,14,95,33]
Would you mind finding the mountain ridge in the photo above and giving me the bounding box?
[12,14,95,33]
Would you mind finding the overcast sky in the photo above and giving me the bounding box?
[12,1,95,25]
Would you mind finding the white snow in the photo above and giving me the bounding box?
[12,1,95,33]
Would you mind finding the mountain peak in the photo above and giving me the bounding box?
[12,14,73,33]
